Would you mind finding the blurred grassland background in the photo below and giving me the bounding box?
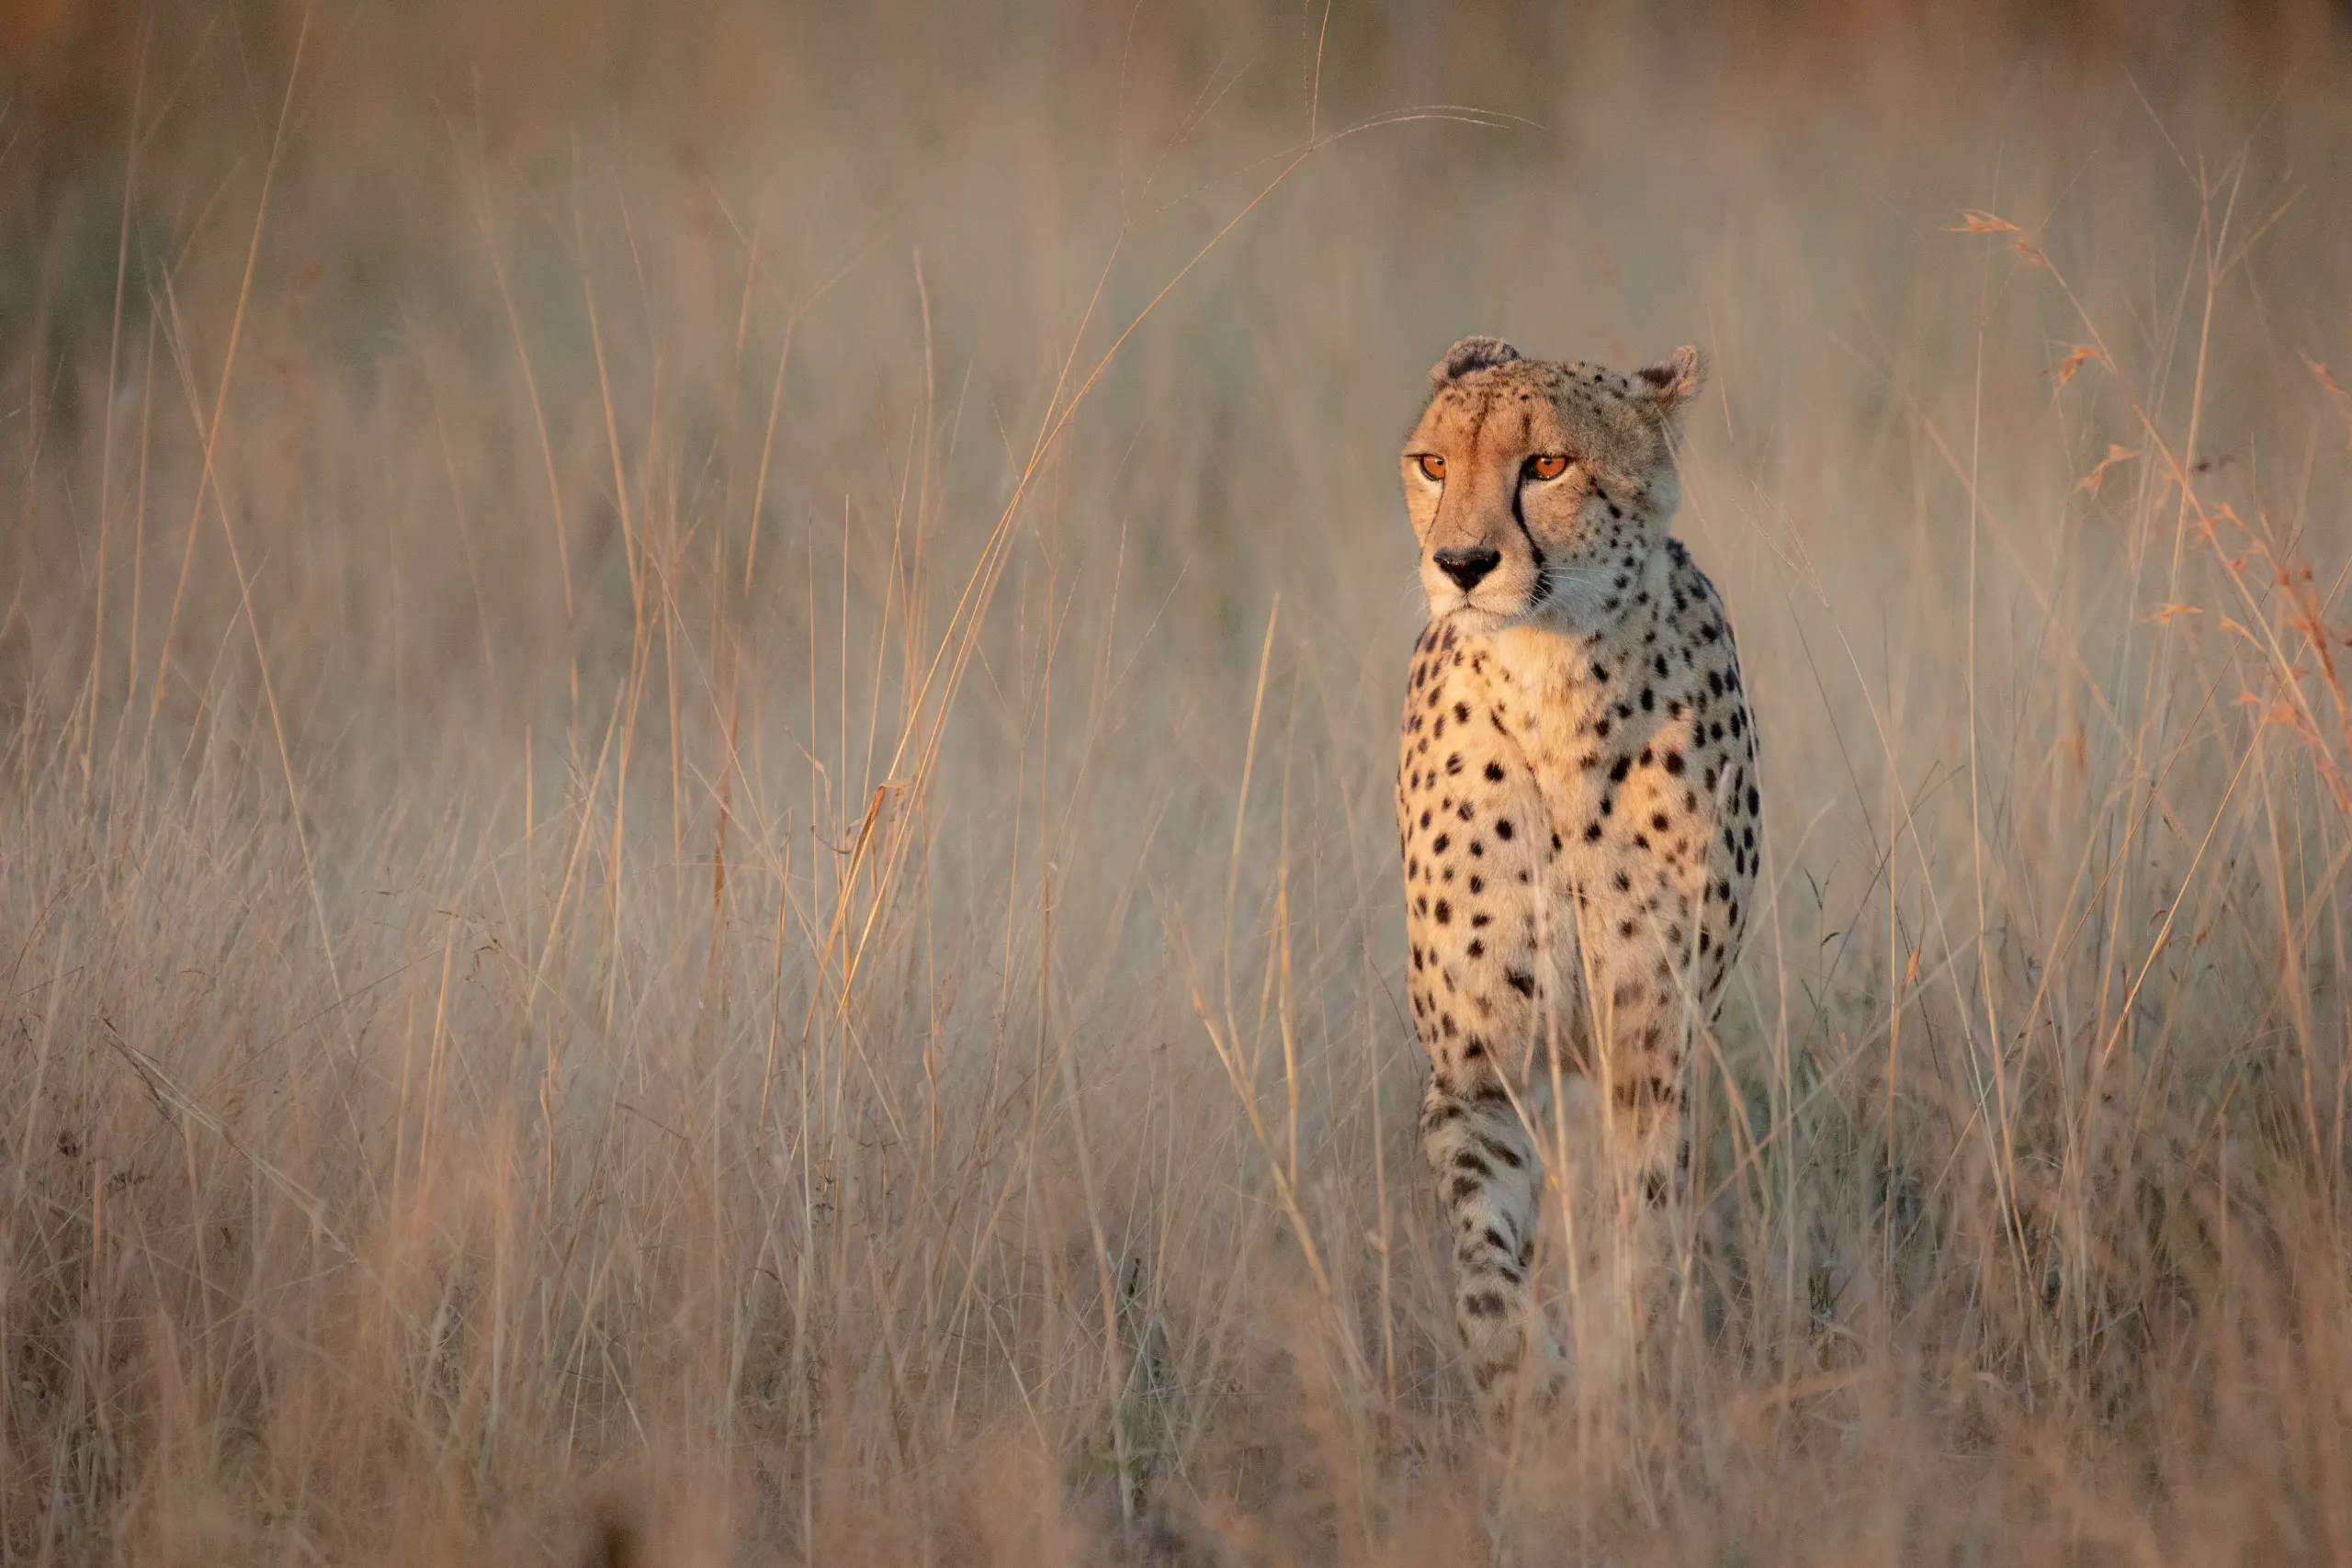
[5,0,2352,1562]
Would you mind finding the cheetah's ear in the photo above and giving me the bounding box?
[1430,336,1521,384]
[1633,345,1704,423]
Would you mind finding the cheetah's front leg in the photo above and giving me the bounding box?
[1420,1069,1563,1427]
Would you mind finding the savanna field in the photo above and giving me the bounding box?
[5,3,2352,1562]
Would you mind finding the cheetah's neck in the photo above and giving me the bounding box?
[1478,544,1675,725]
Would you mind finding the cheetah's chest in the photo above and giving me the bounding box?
[1396,622,1579,1077]
[1397,555,1762,1073]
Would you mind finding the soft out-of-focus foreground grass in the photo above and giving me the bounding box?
[6,2,2352,1562]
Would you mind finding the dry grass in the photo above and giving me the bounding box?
[6,2,2352,1562]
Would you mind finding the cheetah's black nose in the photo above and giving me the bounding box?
[1433,546,1501,592]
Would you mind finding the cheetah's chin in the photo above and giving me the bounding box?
[1428,597,1533,635]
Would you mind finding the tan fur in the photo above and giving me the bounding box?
[1396,339,1759,1426]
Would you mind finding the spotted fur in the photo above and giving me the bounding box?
[1396,339,1762,1425]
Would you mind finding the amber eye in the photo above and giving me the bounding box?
[1416,454,1446,482]
[1526,455,1569,480]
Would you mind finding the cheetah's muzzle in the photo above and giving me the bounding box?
[1433,545,1501,592]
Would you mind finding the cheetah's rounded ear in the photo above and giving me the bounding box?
[1633,345,1704,422]
[1430,336,1521,384]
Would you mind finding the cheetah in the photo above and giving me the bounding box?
[1395,336,1761,1426]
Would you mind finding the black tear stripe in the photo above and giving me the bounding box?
[1510,486,1553,608]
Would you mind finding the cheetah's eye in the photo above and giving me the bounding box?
[1416,454,1446,482]
[1525,455,1568,481]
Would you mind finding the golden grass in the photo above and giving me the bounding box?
[6,3,2352,1562]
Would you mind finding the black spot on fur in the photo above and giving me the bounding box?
[1475,1134,1524,1169]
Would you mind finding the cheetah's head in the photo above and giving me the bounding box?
[1401,337,1702,633]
